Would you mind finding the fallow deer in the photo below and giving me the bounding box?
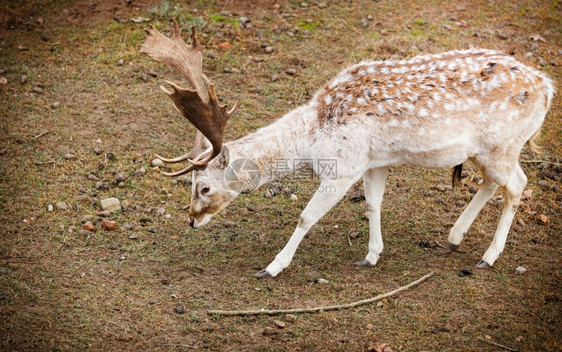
[141,20,554,278]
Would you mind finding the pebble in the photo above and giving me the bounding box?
[32,86,43,94]
[239,16,251,25]
[286,68,296,75]
[537,214,549,224]
[247,205,256,212]
[117,59,124,66]
[317,2,328,8]
[88,173,99,181]
[134,167,146,176]
[265,190,272,199]
[515,266,526,274]
[56,201,68,210]
[79,229,93,236]
[317,278,329,284]
[83,222,97,232]
[47,204,54,212]
[0,77,7,85]
[173,303,185,314]
[95,181,109,190]
[101,220,117,231]
[101,197,121,212]
[81,214,95,223]
[64,153,76,160]
[97,210,111,217]
[262,327,278,336]
[264,46,274,54]
[147,226,156,233]
[468,185,478,194]
[290,194,298,201]
[147,70,157,77]
[20,75,27,84]
[129,234,138,240]
[274,320,286,328]
[115,172,127,183]
[458,267,473,277]
[223,221,235,227]
[165,214,171,219]
[156,207,165,216]
[271,74,279,82]
[151,158,164,167]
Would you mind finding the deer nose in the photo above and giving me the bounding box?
[189,219,195,228]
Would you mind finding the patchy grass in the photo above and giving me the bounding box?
[0,0,561,351]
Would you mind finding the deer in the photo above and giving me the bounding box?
[141,20,554,278]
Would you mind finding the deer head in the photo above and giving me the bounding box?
[141,19,239,227]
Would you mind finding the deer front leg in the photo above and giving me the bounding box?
[355,167,388,267]
[256,176,360,278]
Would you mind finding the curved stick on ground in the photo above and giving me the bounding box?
[207,272,434,316]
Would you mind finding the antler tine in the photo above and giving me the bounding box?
[159,163,206,177]
[141,19,237,176]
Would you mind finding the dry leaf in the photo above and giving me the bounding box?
[521,188,533,200]
[537,214,549,224]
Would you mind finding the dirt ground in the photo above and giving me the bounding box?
[0,0,561,351]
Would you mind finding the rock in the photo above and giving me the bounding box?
[117,59,123,66]
[64,153,76,160]
[317,2,328,8]
[515,266,526,274]
[0,77,7,85]
[239,16,251,25]
[95,181,109,190]
[100,197,121,212]
[140,74,148,82]
[56,201,68,210]
[151,158,164,167]
[156,208,165,216]
[20,75,27,84]
[165,214,171,219]
[290,194,298,201]
[271,74,279,82]
[223,221,235,227]
[458,267,472,277]
[173,303,185,314]
[264,46,274,54]
[134,167,146,176]
[115,172,127,183]
[265,190,272,199]
[18,45,29,51]
[262,327,278,336]
[366,323,374,330]
[81,214,95,223]
[147,70,157,77]
[93,146,102,155]
[247,205,256,212]
[317,278,329,284]
[286,68,296,75]
[101,220,117,231]
[147,226,156,233]
[83,222,97,232]
[218,41,231,50]
[274,320,286,328]
[436,184,448,192]
[32,86,43,94]
[79,229,93,236]
[97,210,111,217]
[468,185,478,194]
[88,173,99,181]
[47,204,54,212]
[129,234,138,240]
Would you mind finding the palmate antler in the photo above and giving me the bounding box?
[141,19,237,176]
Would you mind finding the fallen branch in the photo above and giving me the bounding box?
[207,271,434,316]
[477,336,518,352]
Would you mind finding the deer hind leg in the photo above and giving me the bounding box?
[356,167,388,267]
[447,178,499,252]
[478,163,527,268]
[256,175,360,278]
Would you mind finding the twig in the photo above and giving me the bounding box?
[207,271,434,316]
[117,33,128,57]
[520,159,560,167]
[164,344,199,349]
[346,229,353,247]
[435,240,467,253]
[34,160,55,165]
[34,131,50,139]
[477,336,518,352]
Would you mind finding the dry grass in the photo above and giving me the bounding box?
[0,0,561,351]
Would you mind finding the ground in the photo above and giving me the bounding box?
[0,0,561,351]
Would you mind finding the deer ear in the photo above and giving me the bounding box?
[217,145,230,169]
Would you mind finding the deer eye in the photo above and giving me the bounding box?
[201,186,210,195]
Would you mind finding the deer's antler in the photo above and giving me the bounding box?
[141,19,237,176]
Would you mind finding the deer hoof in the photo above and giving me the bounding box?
[476,260,492,269]
[255,269,272,279]
[355,259,374,267]
[446,243,459,253]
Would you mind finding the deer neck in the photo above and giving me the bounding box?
[226,104,318,187]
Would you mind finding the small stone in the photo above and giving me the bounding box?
[290,194,298,201]
[458,267,473,277]
[247,205,256,212]
[134,167,146,176]
[100,197,121,212]
[366,323,374,330]
[117,59,124,66]
[262,327,278,336]
[79,229,92,236]
[147,226,156,233]
[88,173,99,181]
[317,278,328,284]
[497,31,509,40]
[271,74,279,82]
[97,210,111,217]
[218,41,231,50]
[317,2,328,8]
[485,335,492,340]
[239,16,250,24]
[140,75,148,82]
[156,208,165,216]
[64,153,75,160]
[265,190,272,199]
[165,214,171,219]
[286,68,296,75]
[95,181,109,190]
[93,146,102,155]
[129,234,138,240]
[151,158,164,167]
[47,204,54,212]
[18,45,29,51]
[537,214,548,224]
[0,77,7,85]
[101,220,117,231]
[363,211,370,220]
[56,201,68,210]
[264,46,274,54]
[119,256,126,261]
[468,185,478,194]
[147,70,157,77]
[173,303,185,314]
[20,75,27,84]
[32,86,43,94]
[83,222,97,232]
[515,266,526,274]
[115,172,127,183]
[81,214,95,223]
[274,320,286,329]
[223,221,235,227]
